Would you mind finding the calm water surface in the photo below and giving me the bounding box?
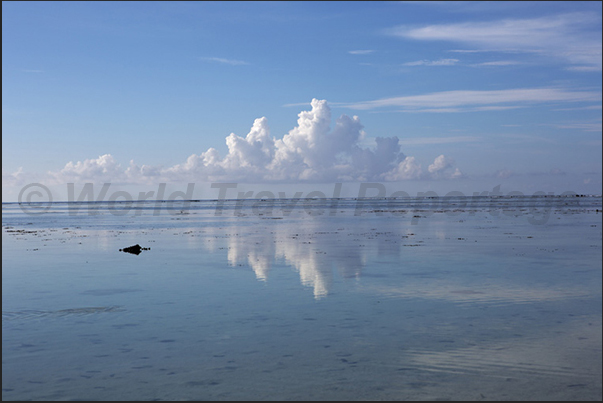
[2,197,602,400]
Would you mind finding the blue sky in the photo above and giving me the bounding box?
[2,1,602,200]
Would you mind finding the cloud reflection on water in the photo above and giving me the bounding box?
[219,220,368,299]
[191,211,598,303]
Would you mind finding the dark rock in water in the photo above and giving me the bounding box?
[119,244,150,255]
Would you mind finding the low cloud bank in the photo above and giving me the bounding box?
[5,99,463,186]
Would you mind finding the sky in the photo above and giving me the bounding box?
[2,1,602,201]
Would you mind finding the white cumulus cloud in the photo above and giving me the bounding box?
[27,100,464,185]
[428,155,464,179]
[54,154,123,182]
[159,99,420,182]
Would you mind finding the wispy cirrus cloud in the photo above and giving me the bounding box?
[553,105,602,111]
[348,49,375,55]
[397,136,481,146]
[200,57,249,66]
[340,87,601,112]
[402,58,522,68]
[565,65,602,72]
[448,49,488,54]
[547,121,602,133]
[393,106,520,114]
[470,60,522,67]
[387,12,602,71]
[402,58,459,66]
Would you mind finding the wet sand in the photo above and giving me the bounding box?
[2,197,602,400]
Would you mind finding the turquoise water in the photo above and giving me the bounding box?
[3,197,602,400]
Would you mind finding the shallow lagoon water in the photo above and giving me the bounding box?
[2,197,602,400]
